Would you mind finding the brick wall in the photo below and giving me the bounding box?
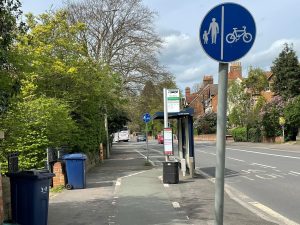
[194,134,217,141]
[262,136,283,143]
[0,174,3,224]
[52,162,65,187]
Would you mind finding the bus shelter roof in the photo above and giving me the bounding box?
[152,107,194,120]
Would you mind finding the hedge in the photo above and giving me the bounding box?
[248,127,262,142]
[232,127,247,142]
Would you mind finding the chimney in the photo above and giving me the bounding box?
[202,75,214,87]
[228,61,242,80]
[185,87,190,97]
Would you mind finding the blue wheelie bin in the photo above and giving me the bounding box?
[62,153,87,189]
[7,170,55,225]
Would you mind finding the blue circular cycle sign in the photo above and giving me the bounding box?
[143,113,151,123]
[199,3,256,63]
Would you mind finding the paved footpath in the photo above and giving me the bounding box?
[48,142,278,225]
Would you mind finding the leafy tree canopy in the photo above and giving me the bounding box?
[243,67,268,94]
[271,43,300,99]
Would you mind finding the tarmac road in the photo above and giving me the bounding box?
[195,141,300,224]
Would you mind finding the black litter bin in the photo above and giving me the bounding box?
[163,161,179,184]
[7,170,55,225]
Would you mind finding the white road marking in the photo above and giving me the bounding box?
[241,176,255,181]
[121,171,147,179]
[134,150,155,165]
[199,150,209,153]
[149,148,164,154]
[227,148,300,159]
[255,174,284,180]
[290,171,300,175]
[251,163,276,169]
[241,169,266,174]
[172,202,180,208]
[89,180,115,184]
[197,167,299,224]
[116,178,121,186]
[227,157,245,162]
[249,202,299,225]
[246,146,300,154]
[289,171,300,176]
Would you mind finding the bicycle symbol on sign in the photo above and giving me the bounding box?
[226,26,252,43]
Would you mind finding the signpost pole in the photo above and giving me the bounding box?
[215,62,228,225]
[163,88,169,162]
[146,122,149,162]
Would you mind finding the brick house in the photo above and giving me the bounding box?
[261,71,274,102]
[186,62,243,118]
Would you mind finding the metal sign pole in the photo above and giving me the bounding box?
[146,122,149,162]
[163,88,169,162]
[215,62,228,225]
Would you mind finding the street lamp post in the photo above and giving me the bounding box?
[100,9,118,159]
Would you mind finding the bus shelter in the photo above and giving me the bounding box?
[152,107,195,177]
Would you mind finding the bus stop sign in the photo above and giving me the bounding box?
[199,3,256,63]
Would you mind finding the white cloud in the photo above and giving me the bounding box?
[159,31,203,65]
[242,38,300,76]
[158,28,300,91]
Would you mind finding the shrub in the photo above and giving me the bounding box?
[232,127,247,142]
[195,113,217,134]
[248,128,261,142]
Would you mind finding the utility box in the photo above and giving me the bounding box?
[163,162,179,184]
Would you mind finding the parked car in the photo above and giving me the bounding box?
[157,133,164,144]
[137,134,146,142]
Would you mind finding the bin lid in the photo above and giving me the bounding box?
[7,169,55,179]
[62,153,87,160]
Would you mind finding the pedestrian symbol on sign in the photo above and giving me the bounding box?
[202,18,220,45]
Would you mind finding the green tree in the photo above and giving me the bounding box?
[0,82,77,172]
[227,80,251,127]
[0,0,25,65]
[195,112,217,134]
[16,11,124,152]
[260,96,285,138]
[0,0,25,115]
[284,96,300,140]
[129,75,176,134]
[271,43,300,99]
[244,68,268,95]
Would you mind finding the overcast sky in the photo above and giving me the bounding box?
[21,0,300,91]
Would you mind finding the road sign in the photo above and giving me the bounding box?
[167,89,180,113]
[143,113,151,123]
[163,128,173,155]
[199,3,256,63]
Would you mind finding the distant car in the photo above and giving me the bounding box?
[137,134,146,142]
[157,134,164,144]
